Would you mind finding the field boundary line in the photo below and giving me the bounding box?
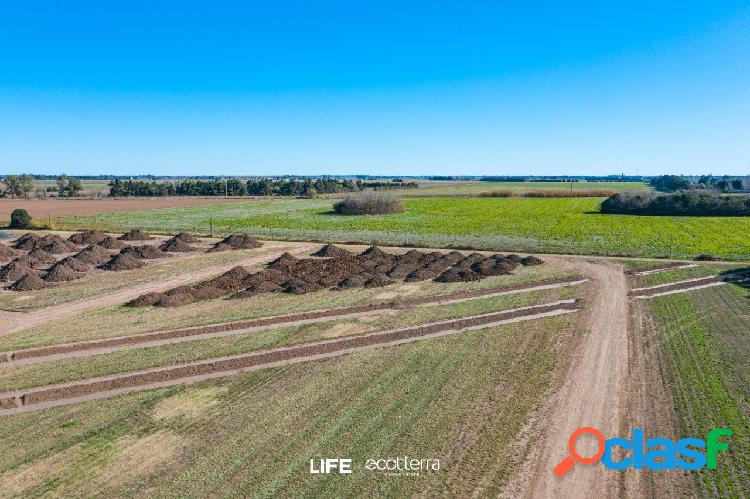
[629,263,698,276]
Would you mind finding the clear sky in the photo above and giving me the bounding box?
[1,1,749,177]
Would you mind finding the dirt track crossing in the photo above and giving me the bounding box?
[0,277,587,366]
[0,299,581,414]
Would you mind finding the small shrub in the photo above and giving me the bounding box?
[9,208,32,228]
[333,191,405,215]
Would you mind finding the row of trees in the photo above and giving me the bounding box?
[109,178,418,197]
[650,175,747,193]
[601,192,750,216]
[0,174,82,198]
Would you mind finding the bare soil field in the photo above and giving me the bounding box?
[0,197,245,221]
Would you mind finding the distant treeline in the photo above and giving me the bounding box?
[108,178,418,197]
[650,174,748,193]
[601,192,750,216]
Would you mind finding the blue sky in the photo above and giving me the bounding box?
[1,1,749,176]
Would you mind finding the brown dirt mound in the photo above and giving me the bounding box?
[505,254,523,264]
[435,269,482,283]
[198,266,251,293]
[283,278,323,294]
[521,256,543,266]
[97,236,128,250]
[53,256,91,273]
[338,275,366,289]
[360,246,389,259]
[120,245,169,259]
[44,264,84,282]
[214,234,263,250]
[159,237,197,252]
[245,280,283,293]
[99,253,146,271]
[158,292,197,307]
[0,259,38,282]
[0,244,18,261]
[74,245,113,266]
[119,229,154,241]
[208,243,232,253]
[126,292,164,307]
[26,248,57,264]
[174,232,200,243]
[68,230,107,245]
[405,268,439,282]
[12,233,41,250]
[268,252,298,269]
[312,244,351,258]
[386,263,420,279]
[365,275,395,288]
[9,273,48,291]
[16,234,79,254]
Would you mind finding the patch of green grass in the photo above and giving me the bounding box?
[647,285,750,496]
[414,180,649,196]
[630,264,748,288]
[57,197,750,260]
[0,309,578,496]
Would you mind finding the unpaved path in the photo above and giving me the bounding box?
[0,300,581,414]
[525,260,629,498]
[0,243,316,336]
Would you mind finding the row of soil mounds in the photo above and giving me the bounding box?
[0,231,263,291]
[0,299,580,409]
[128,244,544,308]
[625,262,696,275]
[3,277,583,363]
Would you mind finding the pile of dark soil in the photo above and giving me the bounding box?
[99,253,145,271]
[160,237,197,252]
[9,273,48,291]
[68,230,107,245]
[75,245,113,266]
[312,244,351,258]
[126,292,164,307]
[27,249,57,264]
[0,245,18,261]
[53,256,91,273]
[98,236,128,250]
[119,229,154,241]
[0,258,39,282]
[44,264,84,282]
[209,234,263,252]
[120,245,169,259]
[521,256,544,266]
[129,245,545,307]
[12,233,41,250]
[15,234,79,254]
[174,232,200,243]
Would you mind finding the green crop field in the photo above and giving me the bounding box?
[57,197,750,260]
[646,284,750,496]
[414,180,649,196]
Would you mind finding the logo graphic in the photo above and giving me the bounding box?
[309,458,352,474]
[554,427,732,477]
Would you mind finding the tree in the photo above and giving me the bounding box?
[650,175,691,192]
[732,179,744,191]
[4,174,34,198]
[9,208,32,228]
[56,175,83,197]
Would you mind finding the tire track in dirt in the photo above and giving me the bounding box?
[1,277,588,366]
[524,260,629,498]
[0,244,317,336]
[0,300,582,414]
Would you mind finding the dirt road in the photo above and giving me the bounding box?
[525,260,630,498]
[0,244,317,336]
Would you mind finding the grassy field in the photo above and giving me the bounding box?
[33,179,111,195]
[414,180,649,196]
[646,284,750,496]
[57,197,750,260]
[0,270,583,496]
